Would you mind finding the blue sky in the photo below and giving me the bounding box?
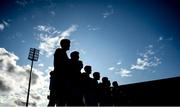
[0,0,180,106]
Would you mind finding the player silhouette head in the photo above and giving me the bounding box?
[84,65,92,75]
[70,51,79,61]
[112,81,118,87]
[60,39,70,51]
[102,77,108,83]
[93,72,100,80]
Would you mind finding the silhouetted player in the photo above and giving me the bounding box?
[68,51,84,106]
[92,72,101,106]
[99,77,113,106]
[69,51,83,84]
[81,65,100,106]
[48,71,56,106]
[112,81,120,106]
[48,39,70,106]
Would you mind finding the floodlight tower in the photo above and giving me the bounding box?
[26,48,39,107]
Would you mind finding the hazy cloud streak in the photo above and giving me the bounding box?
[115,68,132,77]
[103,5,114,18]
[131,45,161,70]
[36,25,78,57]
[0,20,9,31]
[113,44,161,77]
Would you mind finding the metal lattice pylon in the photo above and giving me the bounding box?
[26,48,39,107]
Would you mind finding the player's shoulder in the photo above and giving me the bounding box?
[54,48,63,55]
[55,48,62,52]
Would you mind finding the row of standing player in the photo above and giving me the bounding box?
[47,39,121,106]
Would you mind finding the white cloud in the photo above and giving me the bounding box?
[36,25,78,57]
[148,45,153,48]
[0,48,49,106]
[116,61,122,65]
[158,36,174,42]
[34,25,56,33]
[87,25,100,31]
[0,23,5,31]
[0,20,9,31]
[21,40,26,43]
[38,35,59,57]
[38,63,44,67]
[108,67,115,71]
[108,60,122,71]
[150,56,161,66]
[131,58,149,70]
[158,36,163,41]
[103,5,114,18]
[113,44,161,77]
[50,11,56,16]
[115,68,132,77]
[131,45,161,70]
[16,0,28,7]
[61,25,77,37]
[2,20,9,26]
[45,66,54,73]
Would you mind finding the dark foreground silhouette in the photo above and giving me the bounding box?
[116,76,180,106]
[48,75,180,106]
[47,39,180,106]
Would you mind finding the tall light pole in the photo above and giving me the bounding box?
[26,48,39,107]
